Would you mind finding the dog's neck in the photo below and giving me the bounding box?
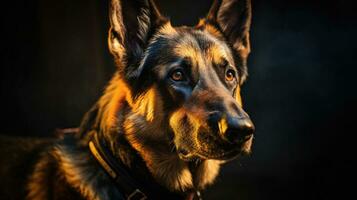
[78,74,221,194]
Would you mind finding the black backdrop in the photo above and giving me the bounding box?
[1,0,356,199]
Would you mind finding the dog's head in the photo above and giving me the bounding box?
[108,0,254,162]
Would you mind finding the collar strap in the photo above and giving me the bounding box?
[89,133,147,200]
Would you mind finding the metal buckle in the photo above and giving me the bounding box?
[127,189,147,200]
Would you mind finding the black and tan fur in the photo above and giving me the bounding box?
[0,0,255,199]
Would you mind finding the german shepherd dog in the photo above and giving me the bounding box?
[0,0,255,199]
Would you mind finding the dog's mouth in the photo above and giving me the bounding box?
[176,135,253,162]
[177,146,245,162]
[178,149,243,162]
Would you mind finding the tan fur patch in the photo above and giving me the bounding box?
[26,154,52,200]
[195,160,221,189]
[218,116,228,137]
[204,24,223,39]
[158,22,177,37]
[131,87,162,122]
[97,75,133,134]
[235,86,243,106]
[169,109,203,149]
[145,153,193,191]
[207,44,229,64]
[174,37,203,65]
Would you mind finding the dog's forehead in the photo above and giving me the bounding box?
[150,23,235,66]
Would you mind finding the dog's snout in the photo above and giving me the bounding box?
[222,117,255,144]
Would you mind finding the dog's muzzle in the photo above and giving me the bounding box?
[174,113,255,161]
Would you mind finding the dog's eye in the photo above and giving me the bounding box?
[225,69,236,82]
[171,69,185,81]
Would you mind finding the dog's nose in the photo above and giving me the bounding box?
[222,117,255,144]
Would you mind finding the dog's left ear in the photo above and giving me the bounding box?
[108,0,167,70]
[206,0,252,56]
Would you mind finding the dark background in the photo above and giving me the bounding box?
[1,0,356,199]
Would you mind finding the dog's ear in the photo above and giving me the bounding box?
[206,0,252,56]
[108,0,167,70]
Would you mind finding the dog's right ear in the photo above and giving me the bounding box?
[108,0,167,70]
[203,0,252,84]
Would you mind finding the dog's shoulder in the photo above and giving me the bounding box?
[26,134,124,200]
